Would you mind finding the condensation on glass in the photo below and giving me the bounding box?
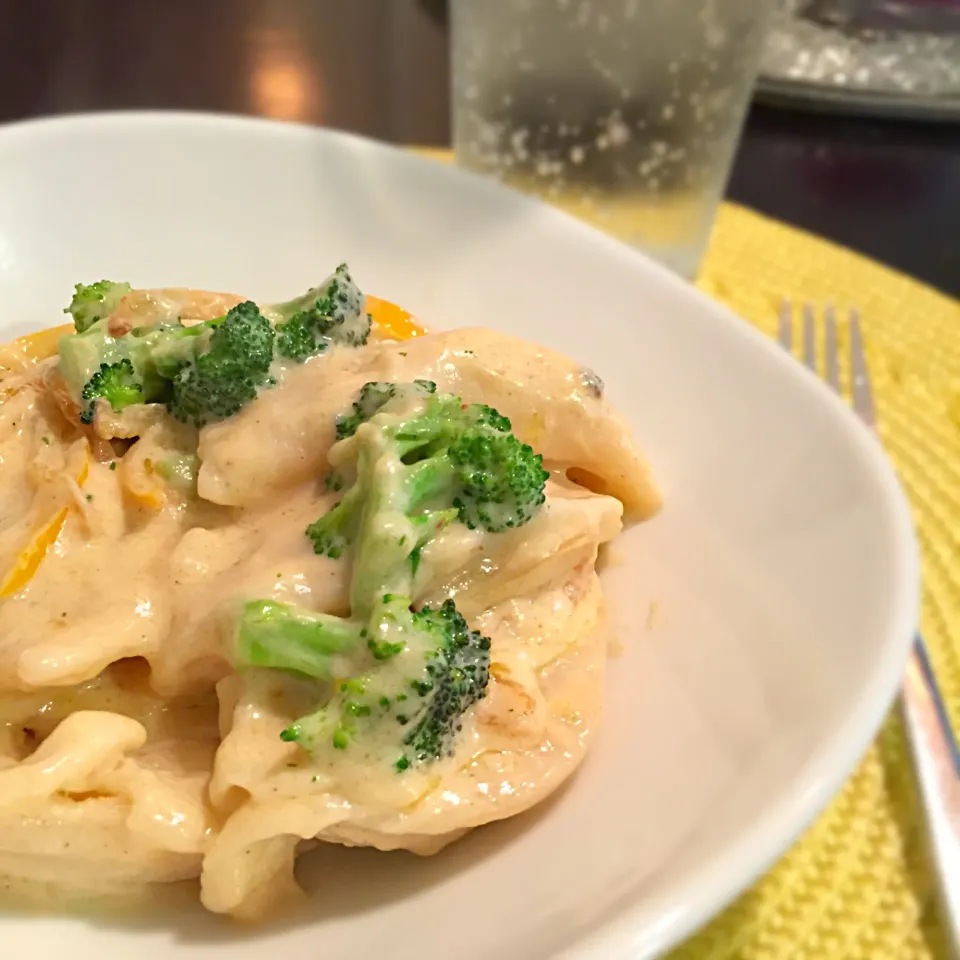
[451,0,776,279]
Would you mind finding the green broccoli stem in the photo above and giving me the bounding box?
[236,600,363,679]
[281,674,382,751]
[265,285,329,324]
[305,481,365,560]
[388,397,465,458]
[146,321,217,380]
[281,703,344,750]
[348,449,460,620]
[410,508,461,546]
[236,592,417,682]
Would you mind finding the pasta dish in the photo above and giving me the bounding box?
[0,267,659,920]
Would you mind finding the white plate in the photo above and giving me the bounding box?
[0,112,919,960]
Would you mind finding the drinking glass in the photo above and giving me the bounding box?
[451,0,777,279]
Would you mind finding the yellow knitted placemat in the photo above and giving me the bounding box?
[681,205,960,960]
[412,149,960,959]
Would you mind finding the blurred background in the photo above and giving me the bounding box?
[2,0,959,291]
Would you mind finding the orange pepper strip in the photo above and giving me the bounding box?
[0,446,90,598]
[0,323,74,374]
[0,508,70,597]
[366,295,427,342]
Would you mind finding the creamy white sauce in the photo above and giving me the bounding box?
[0,321,653,919]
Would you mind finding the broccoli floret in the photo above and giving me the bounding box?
[64,280,132,333]
[79,359,144,423]
[58,314,203,409]
[235,595,490,768]
[274,317,316,362]
[309,385,548,575]
[59,316,224,419]
[394,599,491,766]
[269,264,372,362]
[167,301,275,427]
[334,379,436,440]
[236,383,538,767]
[306,481,367,559]
[284,598,490,767]
[448,428,550,531]
[59,265,375,429]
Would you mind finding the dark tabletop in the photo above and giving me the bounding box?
[4,0,959,297]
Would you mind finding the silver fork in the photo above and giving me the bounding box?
[779,302,960,957]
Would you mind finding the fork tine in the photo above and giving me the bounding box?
[848,308,876,428]
[778,300,792,351]
[824,305,840,393]
[776,302,960,954]
[802,303,817,372]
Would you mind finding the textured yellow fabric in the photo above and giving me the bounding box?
[683,204,960,960]
[411,148,960,959]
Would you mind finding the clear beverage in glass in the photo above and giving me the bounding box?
[451,0,777,279]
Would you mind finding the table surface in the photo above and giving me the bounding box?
[5,0,959,297]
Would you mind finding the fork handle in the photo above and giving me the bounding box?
[901,636,960,956]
